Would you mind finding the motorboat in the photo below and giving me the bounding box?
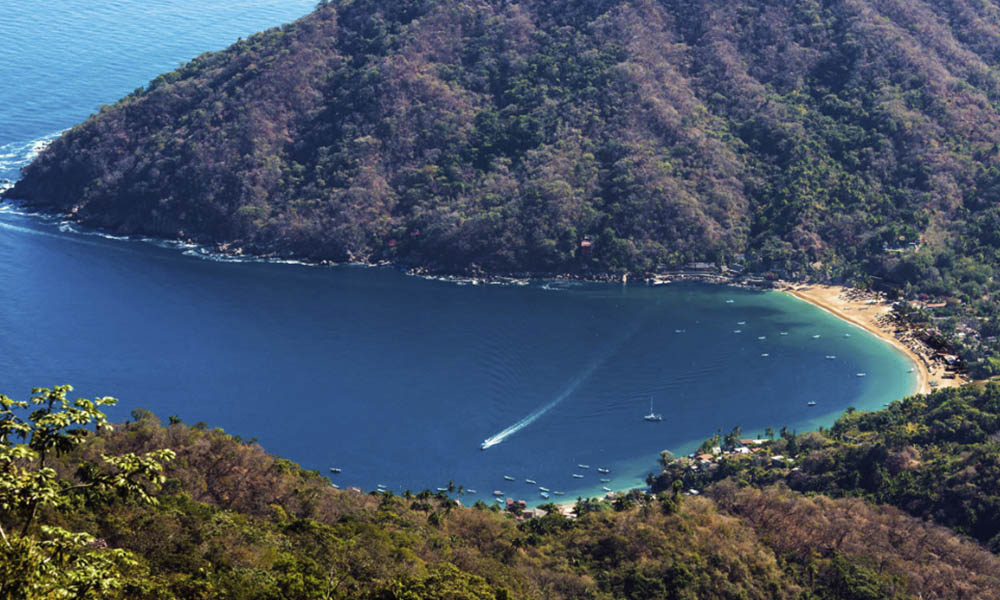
[644,398,663,422]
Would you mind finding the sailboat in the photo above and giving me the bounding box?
[643,398,663,422]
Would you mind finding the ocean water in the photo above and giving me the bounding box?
[0,0,917,504]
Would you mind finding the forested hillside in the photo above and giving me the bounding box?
[6,385,1000,599]
[10,0,1000,287]
[651,382,1000,554]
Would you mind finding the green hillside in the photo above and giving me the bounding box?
[652,382,1000,553]
[5,385,1000,599]
[9,0,1000,284]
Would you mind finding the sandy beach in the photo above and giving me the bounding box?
[783,284,965,395]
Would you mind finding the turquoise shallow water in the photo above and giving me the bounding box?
[0,0,918,505]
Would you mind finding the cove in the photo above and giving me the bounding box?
[0,208,917,504]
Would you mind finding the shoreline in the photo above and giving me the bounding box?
[781,284,965,395]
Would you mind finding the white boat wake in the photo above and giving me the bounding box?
[480,362,598,449]
[481,321,640,450]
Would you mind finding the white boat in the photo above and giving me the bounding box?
[725,299,734,303]
[329,467,342,474]
[467,489,477,494]
[597,468,610,474]
[812,334,821,339]
[577,464,590,469]
[602,486,612,492]
[600,478,611,483]
[644,398,663,422]
[907,367,914,373]
[503,475,515,481]
[733,329,742,333]
[553,491,565,496]
[377,484,387,489]
[761,353,769,357]
[493,490,504,496]
[758,335,766,340]
[844,333,851,337]
[737,321,746,325]
[539,486,550,492]
[807,401,816,407]
[526,479,537,484]
[495,497,504,504]
[540,491,550,499]
[779,331,788,336]
[436,487,448,492]
[825,355,836,359]
[856,372,867,377]
[572,474,584,479]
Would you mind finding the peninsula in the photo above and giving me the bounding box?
[9,0,1000,375]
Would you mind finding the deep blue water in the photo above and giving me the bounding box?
[0,0,918,504]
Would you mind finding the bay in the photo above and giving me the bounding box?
[0,0,917,505]
[0,207,917,504]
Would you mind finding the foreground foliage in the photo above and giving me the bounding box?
[2,385,998,598]
[0,386,174,599]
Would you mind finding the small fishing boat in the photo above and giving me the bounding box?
[539,486,550,492]
[525,479,537,484]
[644,398,663,422]
[572,474,584,479]
[600,478,611,483]
[825,355,836,359]
[503,475,515,481]
[733,329,742,333]
[332,483,339,489]
[779,331,788,336]
[844,333,851,337]
[737,321,746,325]
[758,335,766,340]
[436,487,448,492]
[807,401,816,407]
[467,489,477,494]
[577,464,590,469]
[329,467,342,474]
[726,299,734,303]
[761,353,769,357]
[540,491,550,499]
[495,497,504,504]
[856,372,867,377]
[674,329,685,333]
[553,491,565,496]
[812,334,821,339]
[907,367,915,373]
[597,468,610,474]
[602,486,612,492]
[493,490,504,496]
[377,484,387,489]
